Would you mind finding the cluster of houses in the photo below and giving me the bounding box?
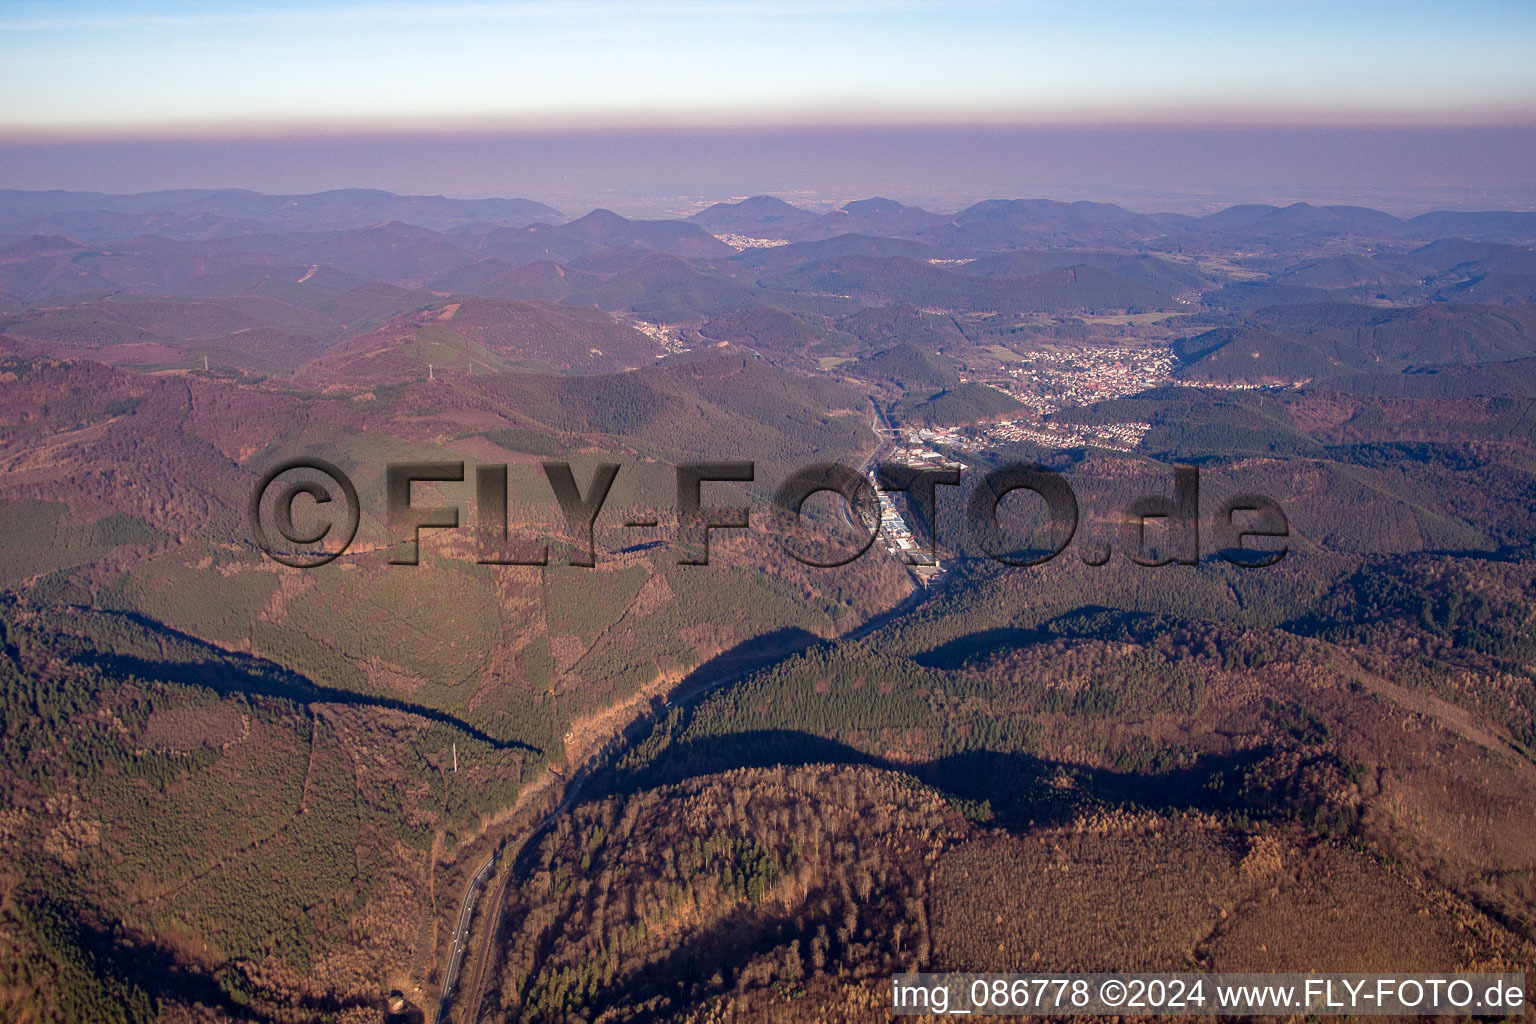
[999,345,1177,414]
[895,427,965,457]
[973,418,1151,452]
[898,418,1152,455]
[855,344,1294,583]
[1180,377,1312,391]
[620,317,689,356]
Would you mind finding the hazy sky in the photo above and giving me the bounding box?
[3,1,1536,133]
[3,2,1534,209]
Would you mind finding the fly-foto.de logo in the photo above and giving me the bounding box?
[248,458,1289,571]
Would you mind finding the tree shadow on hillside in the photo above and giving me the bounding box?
[571,890,821,1024]
[600,725,1271,831]
[660,626,824,705]
[912,626,1048,669]
[920,746,1267,825]
[68,609,541,754]
[27,894,384,1023]
[909,606,1208,670]
[520,731,1275,1024]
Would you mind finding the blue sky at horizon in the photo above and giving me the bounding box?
[3,0,1536,135]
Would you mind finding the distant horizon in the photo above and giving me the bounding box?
[7,1,1533,215]
[4,123,1535,218]
[8,178,1536,223]
[5,2,1535,131]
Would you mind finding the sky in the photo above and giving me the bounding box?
[2,1,1534,208]
[4,0,1535,133]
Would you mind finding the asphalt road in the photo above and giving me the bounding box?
[839,400,896,530]
[432,848,499,1024]
[436,405,911,1022]
[437,645,798,1023]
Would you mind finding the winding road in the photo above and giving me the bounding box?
[431,401,920,1023]
[432,846,499,1024]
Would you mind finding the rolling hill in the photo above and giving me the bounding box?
[690,195,820,236]
[766,256,1172,313]
[295,297,662,384]
[847,341,957,390]
[552,209,736,259]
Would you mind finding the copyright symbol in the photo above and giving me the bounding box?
[1100,980,1126,1007]
[249,458,359,568]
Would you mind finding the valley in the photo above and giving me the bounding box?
[2,186,1536,1022]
